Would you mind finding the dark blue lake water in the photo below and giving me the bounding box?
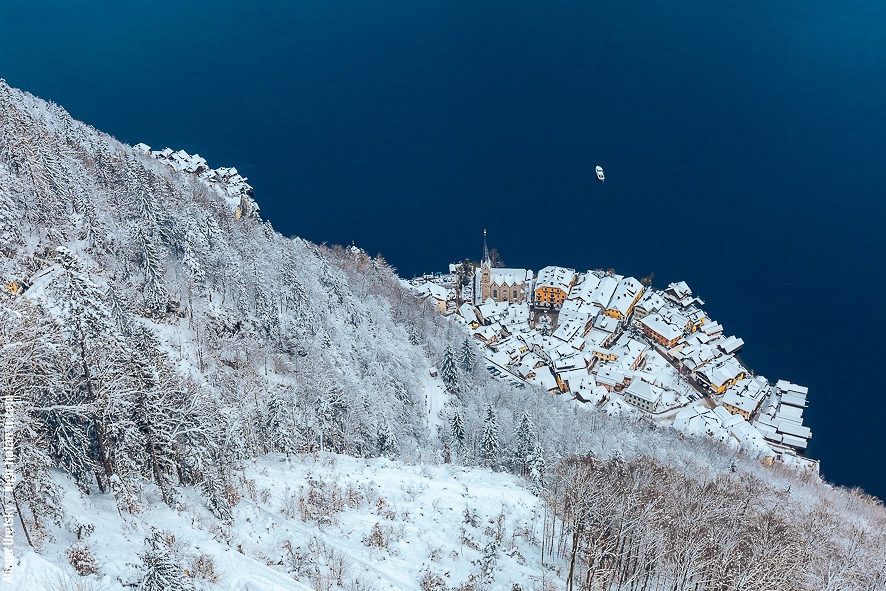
[2,0,885,499]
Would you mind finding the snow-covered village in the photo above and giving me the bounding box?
[409,233,816,473]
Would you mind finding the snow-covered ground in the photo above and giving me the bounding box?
[11,454,557,591]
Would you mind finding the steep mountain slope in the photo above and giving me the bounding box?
[2,80,886,590]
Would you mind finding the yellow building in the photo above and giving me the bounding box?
[604,277,644,320]
[533,266,575,309]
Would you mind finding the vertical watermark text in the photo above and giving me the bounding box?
[2,395,15,584]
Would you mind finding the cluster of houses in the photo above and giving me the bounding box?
[408,240,817,471]
[132,143,259,219]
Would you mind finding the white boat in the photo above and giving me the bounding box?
[596,165,605,181]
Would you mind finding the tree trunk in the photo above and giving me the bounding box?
[12,489,33,548]
[567,529,580,591]
[146,425,169,505]
[80,340,114,483]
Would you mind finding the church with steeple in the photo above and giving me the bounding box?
[476,230,533,304]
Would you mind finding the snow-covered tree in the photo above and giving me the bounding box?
[377,420,399,458]
[479,539,498,585]
[527,441,545,494]
[536,312,552,336]
[440,344,459,394]
[514,411,537,476]
[49,246,121,492]
[460,337,477,375]
[136,228,169,315]
[450,410,466,451]
[139,530,192,591]
[200,469,233,521]
[480,406,499,468]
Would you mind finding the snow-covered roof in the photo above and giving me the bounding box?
[593,313,619,334]
[459,303,479,325]
[697,356,745,388]
[528,366,558,391]
[721,377,768,414]
[488,267,532,287]
[552,317,583,342]
[775,404,804,424]
[607,277,643,316]
[777,421,812,440]
[588,275,618,309]
[568,272,601,302]
[635,290,665,314]
[624,379,662,404]
[776,380,809,396]
[780,391,807,408]
[640,314,683,342]
[535,266,575,293]
[700,320,723,336]
[718,335,744,354]
[594,365,626,387]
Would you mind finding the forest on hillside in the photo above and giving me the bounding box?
[1,80,885,590]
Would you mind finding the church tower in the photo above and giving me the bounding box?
[480,229,492,301]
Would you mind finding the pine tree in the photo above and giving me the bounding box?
[137,228,169,315]
[479,539,498,585]
[440,344,459,394]
[52,246,120,491]
[450,411,466,451]
[314,387,348,453]
[514,411,537,476]
[537,312,552,336]
[527,440,545,494]
[480,406,499,468]
[460,337,477,375]
[139,530,193,591]
[200,471,233,521]
[377,420,399,458]
[266,387,294,455]
[106,285,133,337]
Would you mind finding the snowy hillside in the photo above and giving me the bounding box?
[10,454,549,591]
[1,80,886,590]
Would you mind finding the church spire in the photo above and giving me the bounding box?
[482,229,490,266]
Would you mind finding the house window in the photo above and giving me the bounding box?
[493,290,498,298]
[513,290,517,299]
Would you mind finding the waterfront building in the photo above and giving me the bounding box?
[640,314,684,348]
[588,275,619,310]
[696,356,745,394]
[633,290,665,320]
[604,276,644,320]
[476,231,532,304]
[533,266,576,309]
[721,376,769,420]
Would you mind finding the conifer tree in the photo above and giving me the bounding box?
[440,344,459,394]
[537,312,552,337]
[137,228,169,315]
[139,530,193,591]
[266,387,294,455]
[527,440,545,494]
[52,246,119,491]
[514,411,537,476]
[480,539,498,585]
[200,470,233,521]
[377,420,399,458]
[450,410,466,451]
[480,406,499,468]
[460,337,477,375]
